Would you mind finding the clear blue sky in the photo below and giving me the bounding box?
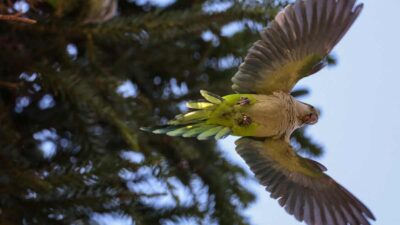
[220,0,400,224]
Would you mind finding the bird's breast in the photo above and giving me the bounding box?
[243,94,296,138]
[208,93,296,138]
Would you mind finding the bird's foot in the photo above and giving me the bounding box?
[237,114,252,127]
[237,97,251,106]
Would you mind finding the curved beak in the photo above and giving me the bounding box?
[307,113,319,124]
[303,112,319,125]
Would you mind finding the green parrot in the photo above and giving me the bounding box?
[143,0,376,224]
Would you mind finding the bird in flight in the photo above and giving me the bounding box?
[143,0,375,224]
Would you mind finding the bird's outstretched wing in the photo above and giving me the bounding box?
[235,138,375,225]
[232,0,363,94]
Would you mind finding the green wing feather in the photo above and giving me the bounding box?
[235,138,375,225]
[232,0,363,94]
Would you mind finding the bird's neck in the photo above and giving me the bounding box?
[272,92,298,142]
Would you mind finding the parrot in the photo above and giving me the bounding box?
[142,0,376,224]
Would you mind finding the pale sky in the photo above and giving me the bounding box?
[219,0,400,224]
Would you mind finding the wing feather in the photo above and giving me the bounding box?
[232,0,363,94]
[235,138,375,225]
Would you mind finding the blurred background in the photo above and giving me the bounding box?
[0,0,398,225]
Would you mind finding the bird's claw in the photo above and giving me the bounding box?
[237,114,252,126]
[237,97,251,106]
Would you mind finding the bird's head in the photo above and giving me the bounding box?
[295,100,320,126]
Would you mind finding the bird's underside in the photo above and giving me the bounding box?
[150,91,309,140]
[142,0,376,224]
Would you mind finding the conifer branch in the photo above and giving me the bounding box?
[0,81,21,89]
[0,13,36,24]
[292,128,324,157]
[39,70,141,151]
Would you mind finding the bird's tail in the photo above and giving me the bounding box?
[141,90,231,140]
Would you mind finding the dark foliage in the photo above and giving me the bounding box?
[0,0,321,224]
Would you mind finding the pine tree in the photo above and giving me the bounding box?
[0,0,323,224]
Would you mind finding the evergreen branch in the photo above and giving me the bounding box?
[39,70,141,151]
[292,128,324,158]
[0,97,20,145]
[88,5,267,44]
[153,138,254,225]
[291,88,310,98]
[0,13,37,24]
[0,81,21,89]
[8,4,267,45]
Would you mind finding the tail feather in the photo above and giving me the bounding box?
[197,126,224,140]
[200,90,224,104]
[140,125,178,134]
[182,124,214,138]
[215,127,231,140]
[141,90,232,140]
[169,110,210,125]
[186,101,214,110]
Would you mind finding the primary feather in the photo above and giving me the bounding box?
[232,0,363,94]
[236,138,375,225]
